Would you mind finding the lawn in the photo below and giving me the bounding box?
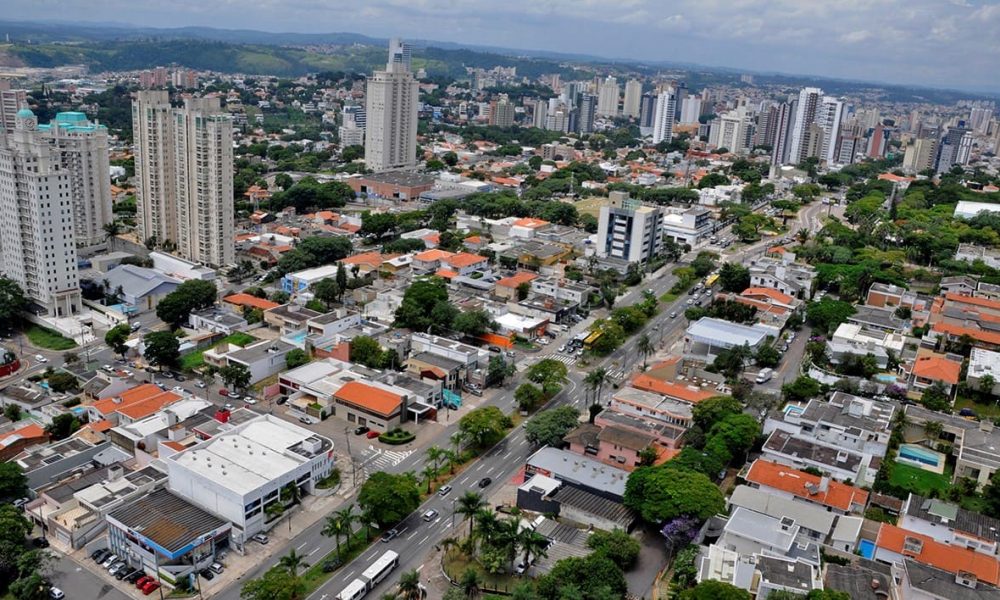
[299,531,372,593]
[574,196,609,218]
[889,462,953,496]
[25,325,77,350]
[659,293,678,303]
[180,331,257,371]
[954,395,1000,419]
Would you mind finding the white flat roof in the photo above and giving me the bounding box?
[686,317,768,348]
[288,264,341,283]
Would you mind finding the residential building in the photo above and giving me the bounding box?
[639,93,657,130]
[488,95,515,127]
[762,429,873,485]
[826,322,905,368]
[956,243,1000,270]
[743,458,869,514]
[729,485,851,550]
[0,422,49,461]
[679,97,702,125]
[346,171,434,200]
[954,200,1000,220]
[903,137,938,174]
[133,91,234,267]
[771,392,895,456]
[224,339,296,384]
[661,206,713,246]
[596,191,663,264]
[968,347,1000,395]
[874,522,1000,586]
[164,413,334,542]
[189,307,248,334]
[0,81,27,132]
[899,493,1000,556]
[907,351,962,398]
[904,404,1000,488]
[718,506,808,561]
[902,558,1000,600]
[713,108,753,154]
[607,386,692,447]
[788,87,822,165]
[816,96,845,164]
[748,256,816,299]
[596,76,619,117]
[652,89,676,144]
[622,79,642,119]
[263,304,322,334]
[824,560,896,600]
[0,108,82,316]
[101,264,181,313]
[365,38,419,171]
[515,475,636,533]
[576,93,596,134]
[563,421,658,471]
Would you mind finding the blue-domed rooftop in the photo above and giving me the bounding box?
[16,108,34,118]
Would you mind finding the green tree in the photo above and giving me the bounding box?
[453,310,495,337]
[285,349,310,369]
[487,356,516,386]
[782,375,822,403]
[442,151,459,167]
[9,572,49,600]
[921,381,951,412]
[397,569,423,600]
[584,367,609,409]
[526,359,568,388]
[806,298,857,334]
[755,344,781,368]
[710,413,761,458]
[535,554,627,600]
[360,211,398,240]
[459,406,510,449]
[3,404,21,422]
[394,277,453,333]
[322,505,357,560]
[350,335,383,367]
[690,252,718,277]
[240,565,307,600]
[0,463,28,503]
[515,383,545,412]
[516,281,532,301]
[142,331,181,369]
[155,279,218,328]
[278,549,308,576]
[219,363,252,392]
[691,396,742,432]
[45,413,80,440]
[274,173,293,191]
[525,406,580,447]
[624,466,724,523]
[46,371,79,394]
[357,472,421,529]
[718,262,750,293]
[697,172,730,189]
[678,580,751,600]
[0,278,28,332]
[104,323,131,358]
[312,278,341,309]
[586,529,641,570]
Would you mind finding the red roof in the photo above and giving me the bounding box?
[945,292,1000,311]
[414,249,454,262]
[912,355,962,384]
[512,217,549,228]
[444,252,487,268]
[334,381,402,417]
[224,293,280,311]
[876,523,1000,584]
[741,287,795,305]
[0,423,47,449]
[630,374,714,404]
[745,459,869,512]
[497,271,538,288]
[434,268,459,279]
[932,321,1000,346]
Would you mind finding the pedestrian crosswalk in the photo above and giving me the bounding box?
[542,354,578,366]
[357,446,414,477]
[606,368,626,381]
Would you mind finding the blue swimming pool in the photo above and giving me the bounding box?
[873,373,898,384]
[899,444,942,467]
[784,405,805,417]
[859,539,875,559]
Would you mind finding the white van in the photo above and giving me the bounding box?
[755,368,773,384]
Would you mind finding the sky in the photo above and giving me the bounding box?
[6,0,1000,92]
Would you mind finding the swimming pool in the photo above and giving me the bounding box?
[873,373,898,384]
[784,405,805,418]
[859,539,875,559]
[898,444,942,467]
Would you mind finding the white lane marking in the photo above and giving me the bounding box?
[341,569,356,581]
[365,548,379,560]
[474,463,485,472]
[418,534,429,545]
[308,547,321,557]
[297,542,308,550]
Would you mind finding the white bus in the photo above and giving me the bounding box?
[337,579,368,600]
[361,550,399,587]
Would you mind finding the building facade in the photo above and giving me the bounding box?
[365,39,419,172]
[596,191,663,263]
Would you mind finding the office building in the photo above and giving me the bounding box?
[0,81,27,132]
[596,76,619,117]
[488,94,515,127]
[622,79,642,119]
[713,108,753,154]
[596,191,663,264]
[837,134,861,165]
[816,96,845,164]
[133,92,234,267]
[770,101,795,167]
[788,87,822,164]
[639,94,657,130]
[576,94,597,134]
[652,89,676,145]
[365,38,419,172]
[0,109,82,317]
[902,137,937,174]
[936,123,971,172]
[679,97,702,125]
[532,99,547,129]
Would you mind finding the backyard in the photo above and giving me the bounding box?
[954,395,1000,419]
[25,325,77,350]
[889,462,952,496]
[180,331,257,370]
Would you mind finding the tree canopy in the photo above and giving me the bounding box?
[155,279,218,328]
[459,406,511,449]
[143,331,180,369]
[525,406,580,447]
[394,277,454,333]
[624,466,724,523]
[356,471,421,529]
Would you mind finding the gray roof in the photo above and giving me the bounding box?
[848,305,905,330]
[724,506,798,551]
[728,485,836,534]
[103,264,181,298]
[526,447,629,498]
[756,556,814,591]
[597,424,654,452]
[906,493,1000,543]
[763,429,864,472]
[359,171,435,187]
[800,393,895,435]
[108,489,228,553]
[266,303,321,322]
[227,339,293,364]
[686,317,769,348]
[598,410,685,441]
[550,485,636,530]
[905,558,1000,600]
[825,560,894,600]
[191,307,247,328]
[563,423,601,448]
[409,351,463,372]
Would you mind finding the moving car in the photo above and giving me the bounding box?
[366,430,380,439]
[218,388,229,397]
[354,426,370,436]
[755,368,774,384]
[438,485,453,497]
[422,509,439,522]
[35,354,47,363]
[381,528,399,543]
[479,477,492,488]
[49,588,65,600]
[195,381,207,389]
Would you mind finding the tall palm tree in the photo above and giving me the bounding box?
[473,509,500,552]
[358,506,377,541]
[455,492,486,539]
[426,445,446,473]
[460,567,481,600]
[518,530,549,571]
[443,449,460,475]
[584,367,608,405]
[637,333,653,370]
[450,431,466,456]
[278,549,308,576]
[103,221,122,252]
[322,513,349,560]
[495,518,521,573]
[397,570,422,600]
[421,464,437,494]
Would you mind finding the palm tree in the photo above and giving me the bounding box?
[397,570,422,600]
[278,549,308,576]
[637,333,653,370]
[455,492,486,540]
[796,228,810,243]
[584,367,608,406]
[450,431,466,456]
[426,445,446,473]
[518,530,549,571]
[421,464,437,493]
[473,509,500,552]
[103,221,122,252]
[322,504,356,559]
[495,518,521,573]
[460,567,481,599]
[443,449,460,475]
[358,506,377,541]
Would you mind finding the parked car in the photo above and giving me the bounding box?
[488,345,501,353]
[126,571,146,584]
[515,562,528,575]
[218,388,229,397]
[200,569,215,580]
[669,311,677,319]
[136,575,153,589]
[381,528,399,543]
[195,381,206,389]
[298,416,312,425]
[366,430,381,439]
[101,554,119,568]
[438,485,453,497]
[422,509,439,522]
[141,581,160,595]
[117,567,137,581]
[354,426,370,436]
[244,397,257,405]
[251,533,269,544]
[49,588,65,600]
[108,561,127,576]
[209,563,224,575]
[91,548,109,563]
[276,396,287,405]
[960,408,978,418]
[175,374,186,382]
[130,322,142,332]
[31,537,49,548]
[479,477,492,488]
[558,345,566,353]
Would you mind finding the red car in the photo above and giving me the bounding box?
[366,430,381,439]
[142,581,160,595]
[136,575,152,589]
[219,389,229,397]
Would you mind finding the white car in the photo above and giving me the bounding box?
[172,386,185,393]
[195,381,207,389]
[35,354,47,363]
[49,588,65,600]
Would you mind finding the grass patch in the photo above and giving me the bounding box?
[180,331,257,371]
[300,531,371,593]
[574,196,609,218]
[954,395,1000,419]
[25,325,77,350]
[889,462,952,496]
[443,548,521,595]
[659,293,678,303]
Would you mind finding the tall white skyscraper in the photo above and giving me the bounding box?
[815,96,845,164]
[679,97,702,125]
[133,91,234,267]
[0,109,81,317]
[365,39,419,172]
[532,100,548,129]
[596,76,619,117]
[652,90,676,145]
[714,107,752,155]
[622,79,642,119]
[788,87,822,164]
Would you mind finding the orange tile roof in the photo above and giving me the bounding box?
[340,251,386,268]
[745,459,869,512]
[84,419,114,433]
[0,423,47,449]
[423,233,441,245]
[912,355,961,385]
[92,383,163,415]
[444,252,487,268]
[115,391,181,420]
[932,322,1000,346]
[742,287,795,305]
[878,173,915,184]
[435,268,458,279]
[224,293,280,311]
[875,523,1000,584]
[162,440,188,452]
[414,249,454,262]
[630,374,715,404]
[497,271,538,288]
[512,217,549,228]
[334,381,402,417]
[464,235,483,244]
[945,292,1000,311]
